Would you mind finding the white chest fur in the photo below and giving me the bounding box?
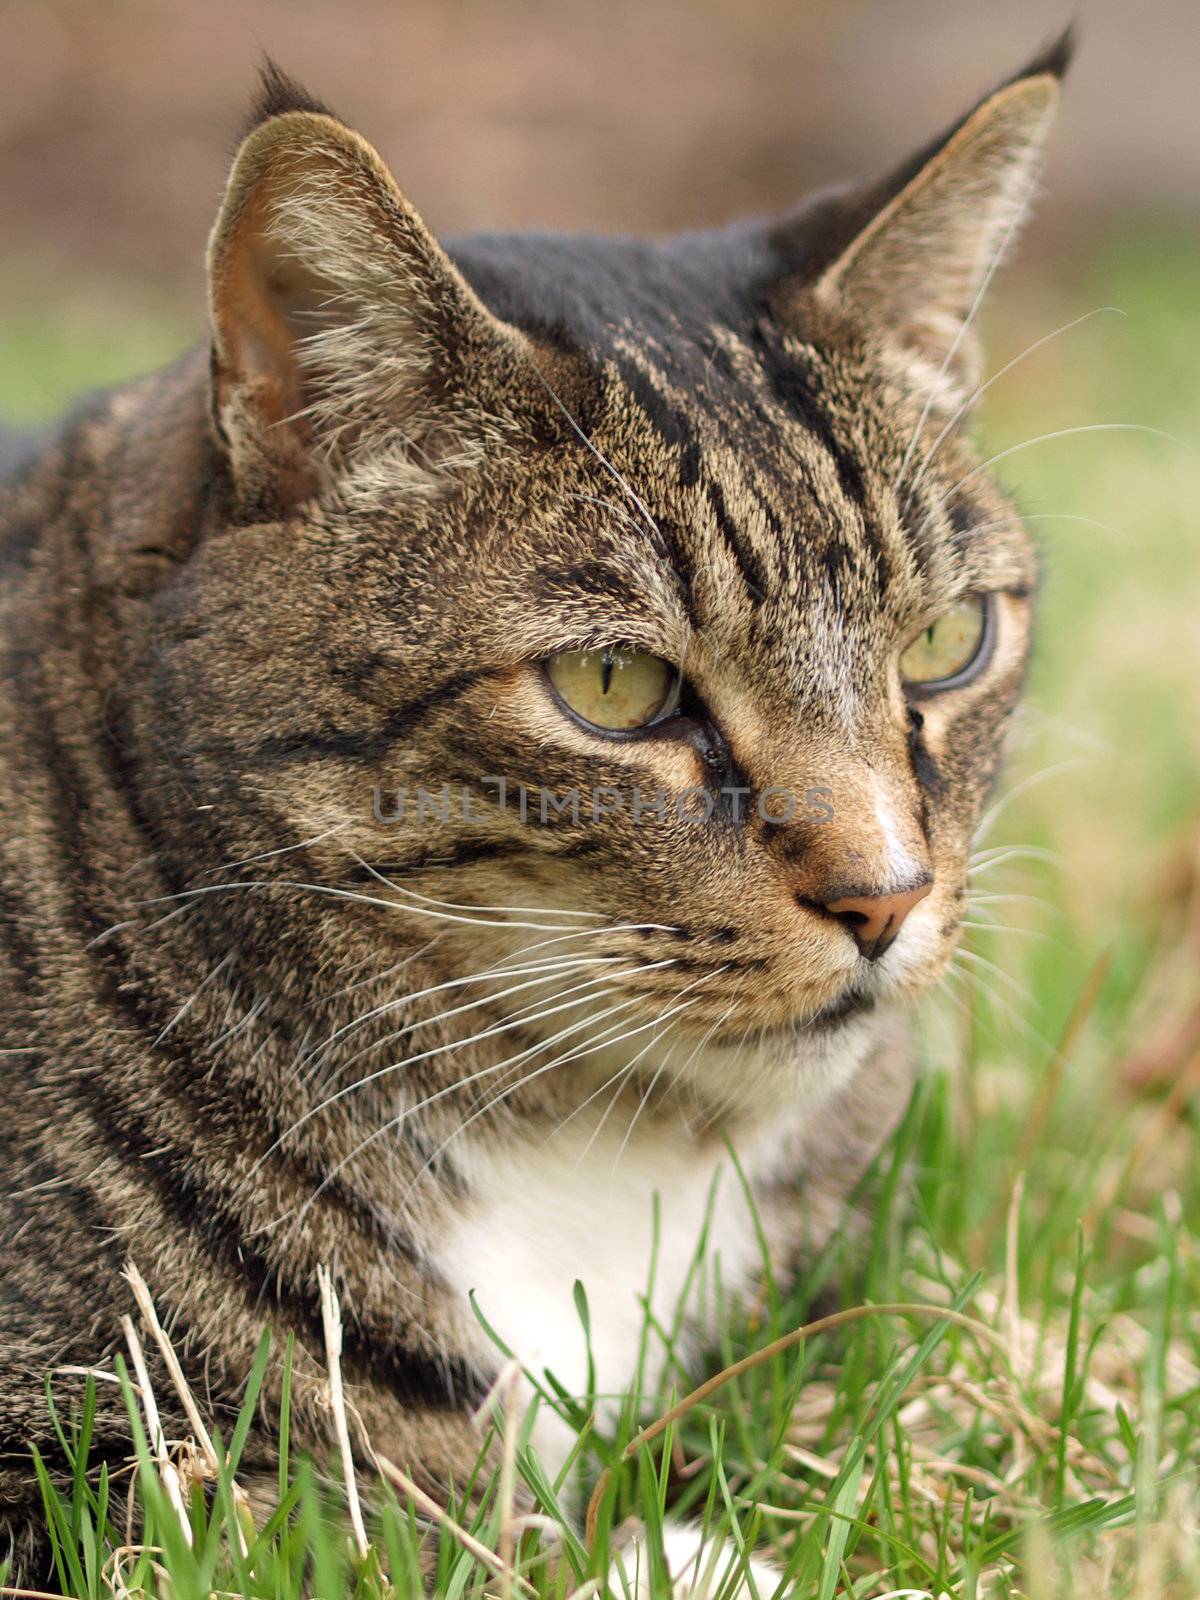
[438,1109,798,1472]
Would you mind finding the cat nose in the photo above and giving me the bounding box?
[819,881,933,961]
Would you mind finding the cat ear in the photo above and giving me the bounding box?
[207,65,527,515]
[800,33,1072,398]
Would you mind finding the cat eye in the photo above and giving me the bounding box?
[545,647,681,733]
[899,595,992,690]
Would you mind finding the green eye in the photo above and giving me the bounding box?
[546,647,679,732]
[900,596,991,688]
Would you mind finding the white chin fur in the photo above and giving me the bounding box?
[664,1007,881,1116]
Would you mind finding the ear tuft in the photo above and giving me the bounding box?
[242,59,341,140]
[1005,24,1076,88]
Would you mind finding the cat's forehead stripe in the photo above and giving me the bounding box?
[590,335,899,625]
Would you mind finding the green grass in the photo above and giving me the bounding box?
[0,293,195,427]
[2,223,1198,1597]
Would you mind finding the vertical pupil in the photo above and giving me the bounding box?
[600,648,615,694]
[925,625,936,646]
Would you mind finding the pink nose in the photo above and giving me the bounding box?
[820,882,933,961]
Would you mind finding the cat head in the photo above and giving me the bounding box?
[145,38,1069,1115]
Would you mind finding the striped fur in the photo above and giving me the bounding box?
[0,37,1069,1588]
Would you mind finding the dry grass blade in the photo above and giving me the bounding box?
[316,1264,369,1562]
[120,1313,193,1547]
[103,1542,166,1600]
[495,1366,523,1600]
[1084,1044,1200,1233]
[123,1262,253,1558]
[0,1588,86,1599]
[372,1453,538,1597]
[1003,1172,1029,1478]
[123,1264,218,1469]
[584,1299,1008,1542]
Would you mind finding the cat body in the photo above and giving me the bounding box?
[0,40,1069,1590]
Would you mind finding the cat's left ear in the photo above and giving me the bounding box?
[792,32,1072,399]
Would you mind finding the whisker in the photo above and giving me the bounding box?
[291,962,605,1094]
[568,491,649,543]
[300,951,626,1072]
[136,877,594,935]
[530,366,665,547]
[255,961,678,1171]
[941,421,1181,503]
[407,973,726,1200]
[613,1000,737,1167]
[969,890,1054,913]
[1020,511,1129,539]
[972,757,1087,848]
[153,954,233,1047]
[959,918,1051,943]
[900,306,1123,506]
[310,956,676,1088]
[967,846,1063,878]
[950,945,1034,1006]
[203,824,349,876]
[461,965,727,1149]
[270,987,675,1239]
[581,1018,685,1165]
[348,849,607,922]
[209,992,270,1052]
[940,958,1054,1057]
[894,158,1043,496]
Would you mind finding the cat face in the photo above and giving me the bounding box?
[145,52,1062,1114]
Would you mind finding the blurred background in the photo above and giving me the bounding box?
[3,9,1199,1586]
[1,0,1197,403]
[1,0,1198,1213]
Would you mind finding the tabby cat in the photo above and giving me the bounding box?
[0,36,1070,1593]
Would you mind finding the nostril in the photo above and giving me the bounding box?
[811,880,933,960]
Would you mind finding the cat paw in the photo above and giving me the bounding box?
[610,1520,783,1597]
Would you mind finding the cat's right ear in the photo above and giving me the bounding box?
[773,31,1072,402]
[207,66,529,518]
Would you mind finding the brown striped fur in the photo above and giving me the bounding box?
[0,37,1071,1585]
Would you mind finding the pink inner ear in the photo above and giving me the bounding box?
[211,174,318,429]
[261,255,342,342]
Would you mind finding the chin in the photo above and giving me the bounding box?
[667,1001,893,1122]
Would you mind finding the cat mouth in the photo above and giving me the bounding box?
[807,986,878,1029]
[711,984,877,1047]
